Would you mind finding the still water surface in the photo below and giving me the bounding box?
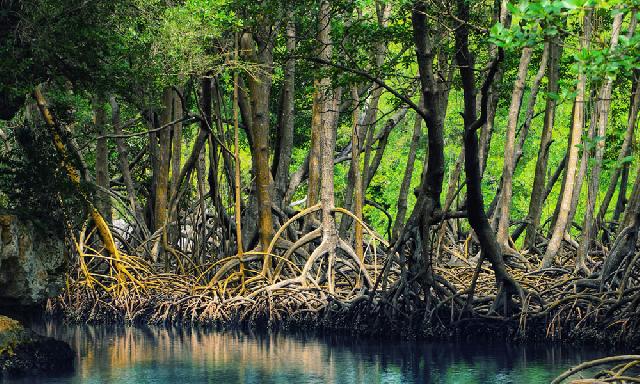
[2,322,621,383]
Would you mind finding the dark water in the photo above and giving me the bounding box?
[1,322,624,383]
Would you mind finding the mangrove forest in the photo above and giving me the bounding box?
[1,0,640,382]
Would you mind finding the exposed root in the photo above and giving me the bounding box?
[551,355,640,384]
[51,199,640,346]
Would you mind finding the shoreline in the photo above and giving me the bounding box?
[44,294,640,351]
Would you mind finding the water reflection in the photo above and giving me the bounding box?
[2,322,617,384]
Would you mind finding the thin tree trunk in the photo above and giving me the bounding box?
[490,43,549,233]
[613,162,630,225]
[233,46,245,268]
[340,1,391,236]
[110,96,148,237]
[566,89,598,240]
[514,43,549,167]
[621,162,640,230]
[576,13,624,273]
[524,38,562,250]
[155,87,173,268]
[147,113,159,234]
[272,13,296,206]
[598,74,639,232]
[339,104,408,236]
[542,10,592,268]
[305,88,322,228]
[195,145,207,260]
[496,46,532,252]
[479,0,510,177]
[169,87,183,246]
[94,94,112,224]
[392,97,423,242]
[597,13,638,232]
[349,86,364,261]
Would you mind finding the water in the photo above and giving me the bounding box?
[1,322,623,383]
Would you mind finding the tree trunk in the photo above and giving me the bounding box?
[602,13,638,234]
[495,47,532,252]
[232,53,245,263]
[33,87,123,271]
[455,0,521,311]
[94,94,112,224]
[169,86,183,246]
[514,43,549,168]
[349,86,364,261]
[154,87,173,267]
[195,143,207,261]
[396,1,446,287]
[392,97,423,242]
[272,13,296,206]
[110,96,148,238]
[340,1,391,238]
[305,88,322,227]
[490,43,549,238]
[524,38,562,250]
[240,30,275,264]
[316,0,342,293]
[564,88,599,247]
[147,112,159,234]
[621,163,640,230]
[479,0,511,177]
[576,13,624,273]
[597,74,639,233]
[542,10,592,268]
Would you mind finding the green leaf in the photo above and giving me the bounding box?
[618,155,635,167]
[561,0,585,9]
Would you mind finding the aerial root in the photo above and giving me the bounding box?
[55,207,640,345]
[57,205,395,326]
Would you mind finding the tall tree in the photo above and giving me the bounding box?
[94,94,112,224]
[455,0,522,309]
[542,10,593,268]
[524,38,563,250]
[240,27,276,261]
[576,12,625,273]
[495,46,533,253]
[392,97,423,242]
[151,87,174,265]
[272,12,297,208]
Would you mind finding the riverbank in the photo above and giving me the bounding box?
[49,257,640,350]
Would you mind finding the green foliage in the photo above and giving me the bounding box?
[0,0,638,245]
[0,120,84,234]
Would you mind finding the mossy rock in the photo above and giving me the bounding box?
[0,316,74,377]
[0,315,28,353]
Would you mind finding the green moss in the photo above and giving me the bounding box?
[0,316,27,355]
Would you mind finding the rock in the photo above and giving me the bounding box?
[0,316,28,349]
[0,215,65,306]
[0,315,74,377]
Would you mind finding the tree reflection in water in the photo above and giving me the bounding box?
[5,322,617,384]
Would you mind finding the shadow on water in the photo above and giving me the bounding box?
[1,321,626,384]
